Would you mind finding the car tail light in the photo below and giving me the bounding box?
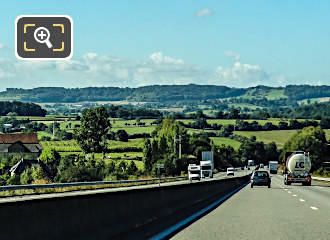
[306,177,310,182]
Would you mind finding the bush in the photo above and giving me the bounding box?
[116,130,129,142]
[40,136,52,141]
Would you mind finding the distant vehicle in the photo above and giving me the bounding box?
[251,170,271,188]
[188,164,201,181]
[227,167,234,176]
[201,151,214,178]
[269,161,278,174]
[260,164,264,168]
[248,160,254,166]
[200,161,213,178]
[284,151,311,186]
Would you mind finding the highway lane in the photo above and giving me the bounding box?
[271,174,330,211]
[171,172,330,240]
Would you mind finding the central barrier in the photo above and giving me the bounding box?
[0,175,249,240]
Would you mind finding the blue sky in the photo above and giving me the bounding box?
[0,0,329,90]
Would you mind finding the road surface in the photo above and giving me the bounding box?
[171,174,330,240]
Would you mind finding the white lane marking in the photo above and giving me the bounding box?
[299,199,305,202]
[310,206,318,210]
[284,189,288,191]
[288,191,292,194]
[292,194,297,197]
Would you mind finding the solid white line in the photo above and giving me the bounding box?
[299,199,305,202]
[150,181,250,240]
[310,206,318,210]
[292,194,297,197]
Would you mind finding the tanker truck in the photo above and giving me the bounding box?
[283,151,311,186]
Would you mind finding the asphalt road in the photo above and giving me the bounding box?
[171,173,330,240]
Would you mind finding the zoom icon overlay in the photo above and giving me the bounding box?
[15,15,73,60]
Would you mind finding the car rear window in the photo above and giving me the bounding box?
[255,171,269,177]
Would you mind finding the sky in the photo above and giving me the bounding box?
[0,0,330,90]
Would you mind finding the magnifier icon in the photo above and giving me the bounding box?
[34,27,53,48]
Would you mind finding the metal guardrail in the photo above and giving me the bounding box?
[0,176,187,191]
[312,176,330,182]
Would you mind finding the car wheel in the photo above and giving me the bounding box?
[251,184,253,188]
[268,184,271,188]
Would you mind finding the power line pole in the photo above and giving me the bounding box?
[174,135,182,159]
[53,121,56,139]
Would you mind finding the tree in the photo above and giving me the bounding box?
[39,148,61,177]
[143,139,153,172]
[20,168,33,185]
[118,161,127,172]
[116,130,129,142]
[127,161,138,175]
[282,126,328,171]
[74,106,111,153]
[320,118,330,129]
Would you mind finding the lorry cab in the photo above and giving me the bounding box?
[188,164,201,181]
[200,160,213,178]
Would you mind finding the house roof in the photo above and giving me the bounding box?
[0,133,39,144]
[0,143,42,153]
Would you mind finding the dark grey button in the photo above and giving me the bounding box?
[15,15,73,59]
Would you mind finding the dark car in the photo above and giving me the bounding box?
[251,170,271,188]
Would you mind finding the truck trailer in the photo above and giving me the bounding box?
[268,161,278,174]
[283,151,311,186]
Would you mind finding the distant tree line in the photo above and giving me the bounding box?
[3,85,328,103]
[270,102,330,120]
[106,105,162,119]
[0,101,46,116]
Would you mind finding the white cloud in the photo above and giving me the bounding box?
[196,8,213,17]
[0,50,309,90]
[212,61,269,87]
[224,50,241,61]
[0,51,206,90]
[149,52,184,64]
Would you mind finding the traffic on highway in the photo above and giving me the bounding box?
[171,169,330,240]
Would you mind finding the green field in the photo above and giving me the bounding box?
[240,88,287,100]
[210,137,241,150]
[228,103,260,110]
[114,126,155,135]
[40,138,145,152]
[234,130,299,148]
[179,118,319,127]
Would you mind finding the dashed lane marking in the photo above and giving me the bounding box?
[288,191,292,194]
[299,199,305,202]
[310,206,318,210]
[292,194,297,197]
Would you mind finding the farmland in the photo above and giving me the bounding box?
[234,130,300,148]
[210,137,241,150]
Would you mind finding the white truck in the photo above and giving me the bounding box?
[284,151,311,186]
[201,151,214,178]
[200,160,213,178]
[188,164,201,181]
[268,161,278,174]
[248,159,254,166]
